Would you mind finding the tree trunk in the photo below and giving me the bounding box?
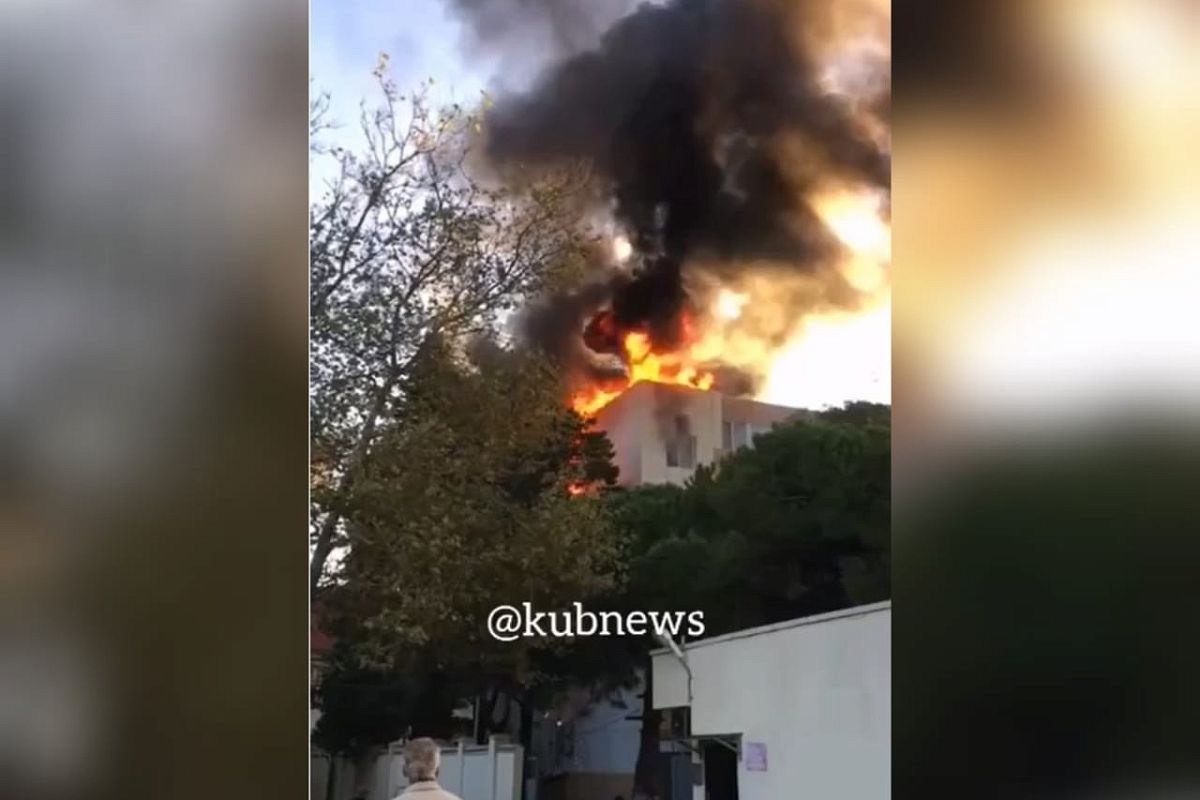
[310,510,342,595]
[324,756,337,800]
[310,376,395,593]
[518,700,534,800]
[518,699,533,751]
[632,658,662,799]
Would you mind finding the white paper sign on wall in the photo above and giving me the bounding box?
[744,741,767,772]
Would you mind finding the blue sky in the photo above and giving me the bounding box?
[309,0,638,149]
[310,0,493,190]
[311,0,486,104]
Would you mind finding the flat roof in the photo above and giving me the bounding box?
[650,600,891,656]
[720,393,809,419]
[594,381,806,420]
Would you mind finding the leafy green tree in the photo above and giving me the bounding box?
[813,399,891,427]
[617,404,890,630]
[311,640,473,800]
[309,65,596,591]
[684,409,890,626]
[318,338,621,747]
[312,643,465,758]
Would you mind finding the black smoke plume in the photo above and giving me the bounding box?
[446,0,635,57]
[458,0,890,386]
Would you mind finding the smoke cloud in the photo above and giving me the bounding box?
[446,0,636,57]
[459,0,891,391]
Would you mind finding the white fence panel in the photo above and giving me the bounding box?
[313,738,523,800]
[311,752,362,800]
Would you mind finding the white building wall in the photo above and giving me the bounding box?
[597,383,791,488]
[565,688,642,774]
[531,683,643,800]
[652,602,891,800]
[595,384,647,486]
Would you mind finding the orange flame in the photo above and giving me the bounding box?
[571,324,717,416]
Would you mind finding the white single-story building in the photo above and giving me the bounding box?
[652,601,891,800]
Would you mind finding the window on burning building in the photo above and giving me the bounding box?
[722,420,765,453]
[666,414,696,469]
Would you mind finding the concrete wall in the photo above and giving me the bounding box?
[652,603,891,800]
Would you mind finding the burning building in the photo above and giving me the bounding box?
[467,0,890,423]
[442,0,891,794]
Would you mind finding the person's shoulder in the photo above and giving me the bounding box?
[393,787,461,800]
